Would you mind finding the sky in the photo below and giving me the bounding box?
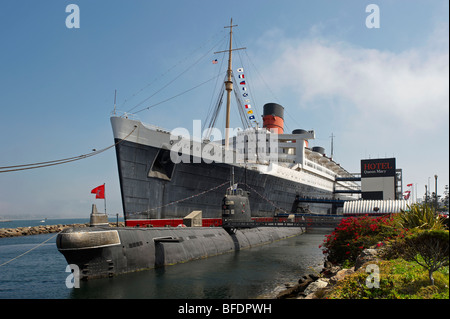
[0,0,448,219]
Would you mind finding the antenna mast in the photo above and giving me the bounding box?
[330,133,335,159]
[214,18,245,149]
[113,89,117,115]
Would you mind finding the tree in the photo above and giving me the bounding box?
[403,230,449,285]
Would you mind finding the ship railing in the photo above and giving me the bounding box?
[110,110,141,121]
[111,110,170,133]
[304,159,336,179]
[141,122,171,134]
[335,184,361,191]
[225,188,247,196]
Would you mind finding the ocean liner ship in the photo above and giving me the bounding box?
[111,20,359,225]
[55,20,360,280]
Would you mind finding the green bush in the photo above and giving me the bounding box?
[402,230,449,285]
[321,207,450,299]
[324,259,449,299]
[395,203,446,230]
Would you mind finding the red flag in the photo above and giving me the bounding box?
[91,184,105,199]
[407,183,413,187]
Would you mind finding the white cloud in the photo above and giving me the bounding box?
[253,22,449,192]
[261,35,449,132]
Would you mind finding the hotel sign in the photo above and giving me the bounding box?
[361,158,396,178]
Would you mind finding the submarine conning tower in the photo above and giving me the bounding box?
[222,188,252,224]
[263,103,284,134]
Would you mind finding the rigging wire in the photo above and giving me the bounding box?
[231,34,265,127]
[202,37,262,139]
[121,30,226,110]
[126,34,227,114]
[242,48,280,104]
[203,79,225,140]
[234,52,261,122]
[238,47,299,133]
[133,74,222,115]
[0,126,137,173]
[203,52,227,134]
[0,232,60,267]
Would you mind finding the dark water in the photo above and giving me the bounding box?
[0,233,71,299]
[0,222,330,299]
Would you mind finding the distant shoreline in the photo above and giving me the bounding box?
[0,222,124,238]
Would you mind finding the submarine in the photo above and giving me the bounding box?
[56,187,305,280]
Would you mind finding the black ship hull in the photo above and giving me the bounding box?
[114,139,335,221]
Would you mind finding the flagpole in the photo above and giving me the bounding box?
[104,183,106,215]
[415,183,418,203]
[213,18,245,150]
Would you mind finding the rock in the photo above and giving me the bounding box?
[0,222,124,238]
[324,260,333,269]
[0,223,85,238]
[321,263,341,278]
[298,273,319,284]
[276,279,312,299]
[355,249,379,271]
[303,279,328,296]
[270,285,290,297]
[276,273,321,299]
[330,268,355,284]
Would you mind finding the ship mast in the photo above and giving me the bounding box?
[214,18,245,149]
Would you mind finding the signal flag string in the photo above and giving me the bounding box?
[0,126,137,173]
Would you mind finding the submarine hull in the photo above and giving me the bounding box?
[57,225,304,280]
